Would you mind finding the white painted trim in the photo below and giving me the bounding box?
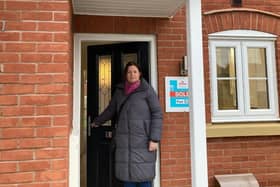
[69,34,82,187]
[209,40,244,118]
[70,33,159,187]
[209,30,277,41]
[209,39,279,122]
[186,1,208,187]
[72,0,185,18]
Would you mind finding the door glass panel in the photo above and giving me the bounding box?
[216,47,238,110]
[99,55,112,124]
[247,47,269,109]
[121,53,137,68]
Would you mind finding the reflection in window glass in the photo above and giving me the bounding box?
[218,80,238,110]
[216,47,238,110]
[247,48,269,109]
[248,48,267,77]
[249,80,269,109]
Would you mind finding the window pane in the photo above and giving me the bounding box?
[216,47,236,77]
[218,80,238,110]
[216,47,238,110]
[248,48,267,77]
[249,80,269,109]
[247,47,269,109]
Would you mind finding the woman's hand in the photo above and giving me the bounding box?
[149,141,158,152]
[90,122,99,128]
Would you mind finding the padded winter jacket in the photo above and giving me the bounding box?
[94,78,163,182]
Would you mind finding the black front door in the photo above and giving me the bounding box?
[87,42,149,187]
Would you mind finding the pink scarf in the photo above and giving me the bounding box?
[125,80,140,95]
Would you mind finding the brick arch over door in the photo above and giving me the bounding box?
[203,10,280,187]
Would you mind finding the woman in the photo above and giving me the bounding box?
[91,61,163,187]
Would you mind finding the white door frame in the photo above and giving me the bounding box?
[70,33,160,187]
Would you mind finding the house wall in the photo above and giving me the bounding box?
[1,0,280,187]
[202,1,280,186]
[73,9,191,187]
[0,0,72,187]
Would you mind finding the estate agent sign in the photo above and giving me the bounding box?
[165,76,189,112]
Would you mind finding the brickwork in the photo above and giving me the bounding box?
[0,0,72,187]
[155,9,191,187]
[1,0,280,187]
[208,136,280,187]
[203,1,280,186]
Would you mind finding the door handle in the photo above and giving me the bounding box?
[87,115,91,137]
[105,131,113,139]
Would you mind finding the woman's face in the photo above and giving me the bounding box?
[126,65,141,83]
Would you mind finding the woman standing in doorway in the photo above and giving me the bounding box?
[91,61,163,187]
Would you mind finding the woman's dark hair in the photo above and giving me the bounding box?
[123,61,142,80]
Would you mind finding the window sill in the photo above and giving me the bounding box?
[206,122,280,138]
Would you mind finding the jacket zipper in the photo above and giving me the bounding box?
[120,88,143,181]
[128,112,131,180]
[123,91,139,181]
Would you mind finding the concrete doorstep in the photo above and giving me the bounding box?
[214,173,260,187]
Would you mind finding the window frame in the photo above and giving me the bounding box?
[209,30,279,123]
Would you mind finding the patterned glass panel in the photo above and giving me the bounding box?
[99,56,112,118]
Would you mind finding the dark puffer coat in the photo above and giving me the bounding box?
[94,79,163,182]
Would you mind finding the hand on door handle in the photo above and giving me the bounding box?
[90,122,99,128]
[87,116,99,137]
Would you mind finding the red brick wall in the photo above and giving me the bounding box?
[74,8,190,187]
[0,0,72,186]
[208,136,280,187]
[202,1,280,186]
[2,0,279,187]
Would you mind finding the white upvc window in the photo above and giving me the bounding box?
[209,30,279,122]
